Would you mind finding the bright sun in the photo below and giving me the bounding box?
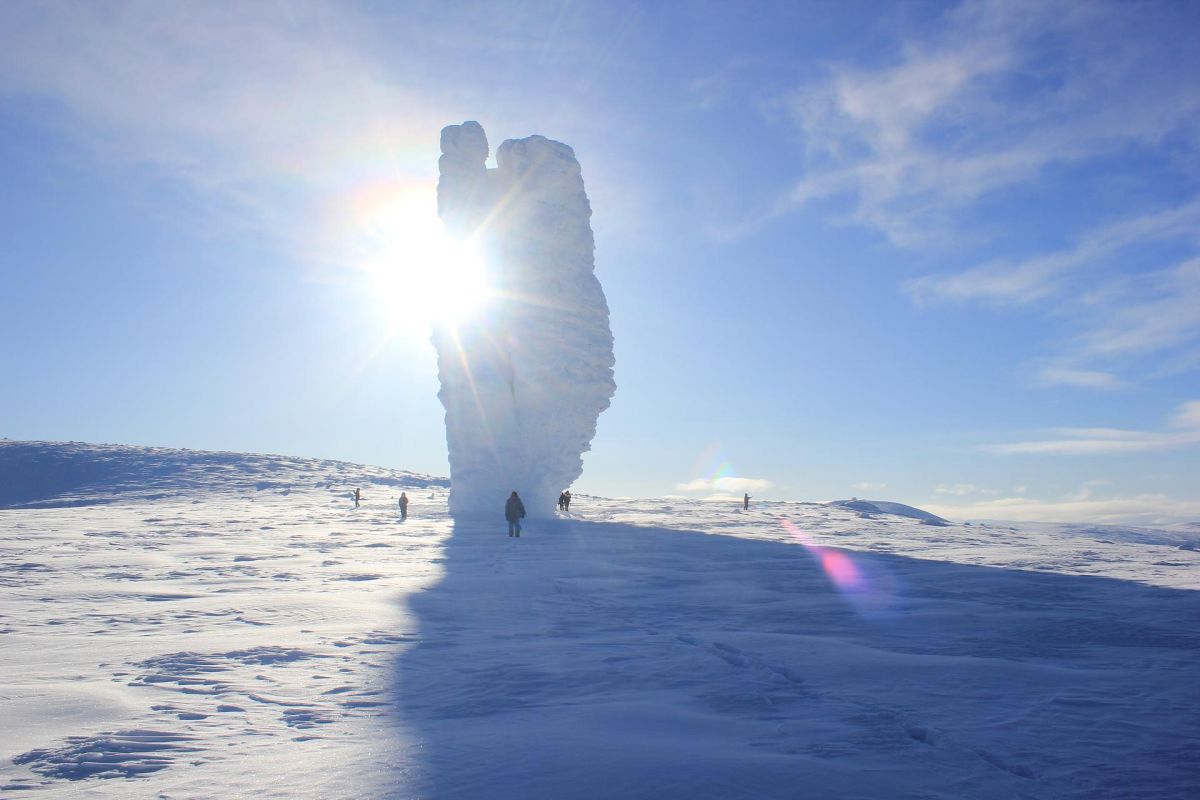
[361,197,492,333]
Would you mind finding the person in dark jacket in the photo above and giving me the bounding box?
[558,491,567,512]
[399,492,409,521]
[563,490,572,512]
[743,493,750,510]
[354,487,361,508]
[505,491,526,537]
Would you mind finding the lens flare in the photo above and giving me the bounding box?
[779,517,898,615]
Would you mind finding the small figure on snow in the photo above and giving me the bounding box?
[563,490,572,512]
[743,493,750,511]
[399,492,409,521]
[354,487,361,508]
[558,491,567,512]
[506,491,526,537]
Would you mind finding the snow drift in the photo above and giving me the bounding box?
[434,121,616,519]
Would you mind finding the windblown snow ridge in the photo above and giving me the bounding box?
[0,440,446,509]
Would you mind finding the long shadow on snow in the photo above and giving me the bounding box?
[391,516,1200,799]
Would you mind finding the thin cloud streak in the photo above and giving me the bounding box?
[986,400,1200,455]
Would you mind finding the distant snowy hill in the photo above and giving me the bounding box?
[2,442,1198,798]
[0,440,446,509]
[827,498,949,525]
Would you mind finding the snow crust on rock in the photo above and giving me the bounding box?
[435,121,615,519]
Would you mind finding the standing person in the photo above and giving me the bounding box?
[743,492,750,510]
[354,488,361,508]
[558,491,566,512]
[505,491,526,538]
[399,492,409,521]
[563,490,572,512]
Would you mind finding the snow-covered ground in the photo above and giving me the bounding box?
[2,442,1197,798]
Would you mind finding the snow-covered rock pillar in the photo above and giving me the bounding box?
[434,121,616,519]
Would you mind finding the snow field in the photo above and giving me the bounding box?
[1,442,1198,798]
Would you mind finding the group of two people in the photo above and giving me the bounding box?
[351,488,410,521]
[351,487,535,536]
[506,487,576,537]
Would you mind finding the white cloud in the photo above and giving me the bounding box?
[924,493,1200,525]
[676,476,774,495]
[986,400,1200,455]
[853,481,887,491]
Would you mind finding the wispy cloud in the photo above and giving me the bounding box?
[687,57,763,111]
[0,2,641,268]
[0,1,447,268]
[763,0,1200,390]
[767,0,1200,246]
[986,400,1200,455]
[934,483,996,496]
[1171,400,1200,430]
[853,481,887,491]
[1077,259,1200,358]
[1034,367,1127,391]
[910,209,1200,388]
[907,201,1200,305]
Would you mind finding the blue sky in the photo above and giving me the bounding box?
[2,0,1198,523]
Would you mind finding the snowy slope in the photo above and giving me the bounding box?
[0,440,446,509]
[2,442,1198,798]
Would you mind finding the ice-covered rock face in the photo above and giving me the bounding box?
[434,121,616,519]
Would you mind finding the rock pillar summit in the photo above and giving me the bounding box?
[434,121,616,519]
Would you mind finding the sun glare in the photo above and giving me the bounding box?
[362,197,492,334]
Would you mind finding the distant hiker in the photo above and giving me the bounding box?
[354,487,361,508]
[563,490,572,512]
[743,493,750,510]
[506,491,526,537]
[558,491,567,512]
[399,492,409,521]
